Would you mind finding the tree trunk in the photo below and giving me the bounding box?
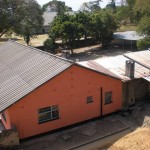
[69,39,74,54]
[84,33,87,46]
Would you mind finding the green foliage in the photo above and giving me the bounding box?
[134,0,150,17]
[115,6,130,23]
[44,38,55,53]
[90,10,119,47]
[0,0,43,45]
[42,0,72,15]
[137,37,150,50]
[49,14,82,53]
[75,12,91,41]
[0,0,20,37]
[105,0,116,13]
[137,16,150,50]
[126,0,136,23]
[138,16,150,36]
[49,10,119,51]
[14,0,44,45]
[79,0,102,12]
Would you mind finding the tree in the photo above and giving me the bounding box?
[42,0,72,15]
[126,0,136,23]
[49,14,82,54]
[115,5,130,23]
[0,0,43,45]
[134,0,150,17]
[135,0,150,50]
[106,0,116,13]
[14,0,43,45]
[90,10,119,47]
[138,16,150,36]
[137,16,150,50]
[137,37,150,50]
[0,0,20,37]
[75,12,91,44]
[79,0,102,12]
[44,38,56,53]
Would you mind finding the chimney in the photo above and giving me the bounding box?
[125,60,135,78]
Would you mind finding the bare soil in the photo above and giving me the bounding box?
[90,102,150,150]
[109,127,150,150]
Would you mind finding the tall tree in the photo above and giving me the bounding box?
[79,0,102,12]
[0,0,20,37]
[42,0,72,15]
[90,10,119,47]
[134,0,150,50]
[49,14,82,54]
[106,0,116,13]
[15,0,43,45]
[137,16,150,50]
[0,0,43,45]
[126,0,136,23]
[115,5,130,23]
[134,0,150,17]
[75,12,91,44]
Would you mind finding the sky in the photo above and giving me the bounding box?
[36,0,118,11]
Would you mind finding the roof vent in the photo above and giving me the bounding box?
[125,60,135,78]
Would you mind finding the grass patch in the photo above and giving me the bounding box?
[0,34,48,46]
[117,24,138,32]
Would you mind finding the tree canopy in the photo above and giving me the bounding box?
[90,10,119,47]
[134,0,150,50]
[48,9,119,53]
[0,0,43,45]
[42,0,72,15]
[79,0,102,12]
[49,13,82,54]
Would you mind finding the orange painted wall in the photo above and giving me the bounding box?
[6,65,122,139]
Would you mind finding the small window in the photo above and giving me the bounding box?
[105,91,112,104]
[86,96,93,103]
[38,105,59,124]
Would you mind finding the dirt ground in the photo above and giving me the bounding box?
[89,102,150,150]
[0,34,48,46]
[108,127,150,150]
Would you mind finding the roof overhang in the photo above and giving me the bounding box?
[124,50,150,70]
[143,76,150,82]
[113,31,144,41]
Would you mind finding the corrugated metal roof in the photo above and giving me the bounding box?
[43,12,57,26]
[113,31,144,41]
[43,11,77,26]
[124,50,150,69]
[78,52,150,81]
[0,41,73,112]
[143,76,150,82]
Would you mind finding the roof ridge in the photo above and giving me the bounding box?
[7,40,74,64]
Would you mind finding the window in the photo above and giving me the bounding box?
[38,105,59,124]
[105,91,112,104]
[2,111,6,122]
[86,96,93,103]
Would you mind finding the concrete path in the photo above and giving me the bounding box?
[21,116,130,150]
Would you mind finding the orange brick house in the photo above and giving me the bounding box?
[0,41,123,139]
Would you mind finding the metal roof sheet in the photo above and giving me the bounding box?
[43,11,77,26]
[124,50,150,69]
[78,52,150,81]
[0,41,73,112]
[113,31,144,41]
[143,76,150,82]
